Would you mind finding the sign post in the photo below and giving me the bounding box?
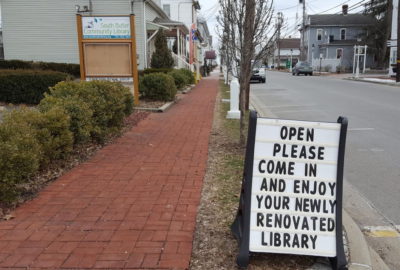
[232,111,348,269]
[77,14,139,105]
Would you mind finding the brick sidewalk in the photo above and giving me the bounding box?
[0,73,219,269]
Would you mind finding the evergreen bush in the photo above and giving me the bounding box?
[150,30,175,68]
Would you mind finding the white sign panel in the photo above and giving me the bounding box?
[82,17,131,39]
[249,118,341,257]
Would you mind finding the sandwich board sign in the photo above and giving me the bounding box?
[232,111,348,269]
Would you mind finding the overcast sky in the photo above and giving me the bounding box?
[197,0,367,49]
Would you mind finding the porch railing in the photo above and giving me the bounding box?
[171,52,191,70]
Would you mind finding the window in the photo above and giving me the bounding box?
[317,29,323,41]
[340,28,346,40]
[336,48,343,59]
[163,4,171,17]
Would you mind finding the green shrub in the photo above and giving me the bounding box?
[39,95,93,145]
[0,59,33,70]
[168,69,187,90]
[0,120,41,203]
[43,80,134,143]
[35,62,80,77]
[141,73,177,101]
[0,59,80,77]
[142,68,174,75]
[0,69,69,104]
[2,107,73,166]
[179,68,195,84]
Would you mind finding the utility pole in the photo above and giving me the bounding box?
[397,0,400,82]
[277,12,283,69]
[300,0,306,61]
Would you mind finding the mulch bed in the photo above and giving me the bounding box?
[0,111,150,219]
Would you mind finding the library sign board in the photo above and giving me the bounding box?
[77,15,139,105]
[232,111,348,269]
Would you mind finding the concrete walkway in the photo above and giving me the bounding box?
[0,74,218,269]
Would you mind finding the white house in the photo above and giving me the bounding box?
[272,38,300,68]
[0,0,175,70]
[160,0,201,74]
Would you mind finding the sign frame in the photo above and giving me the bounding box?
[231,110,348,269]
[76,14,139,105]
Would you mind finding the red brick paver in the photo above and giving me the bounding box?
[0,73,219,269]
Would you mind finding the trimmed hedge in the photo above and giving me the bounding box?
[0,69,69,104]
[178,68,195,84]
[3,107,73,166]
[139,68,174,76]
[168,70,187,90]
[0,80,134,204]
[41,80,134,143]
[0,59,80,77]
[0,117,41,203]
[140,73,177,101]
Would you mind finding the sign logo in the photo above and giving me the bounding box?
[82,17,131,39]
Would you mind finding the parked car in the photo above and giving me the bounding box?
[250,67,266,83]
[292,62,313,76]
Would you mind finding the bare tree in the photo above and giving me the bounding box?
[217,0,277,145]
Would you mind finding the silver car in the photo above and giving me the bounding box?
[292,62,313,76]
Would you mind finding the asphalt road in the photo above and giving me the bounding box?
[250,71,400,268]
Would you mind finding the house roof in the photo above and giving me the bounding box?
[147,0,169,20]
[153,17,189,34]
[308,14,375,27]
[278,38,300,49]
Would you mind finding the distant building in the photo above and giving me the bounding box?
[197,17,214,74]
[273,38,300,68]
[303,6,376,72]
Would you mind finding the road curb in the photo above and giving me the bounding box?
[343,211,373,269]
[343,77,400,87]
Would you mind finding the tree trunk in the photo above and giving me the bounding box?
[245,83,250,110]
[239,0,256,146]
[382,0,393,68]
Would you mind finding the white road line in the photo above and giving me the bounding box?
[370,148,384,152]
[348,128,375,131]
[267,104,316,108]
[273,109,318,113]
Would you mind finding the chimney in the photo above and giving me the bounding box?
[342,5,348,15]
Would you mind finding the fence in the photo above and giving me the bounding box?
[311,58,341,72]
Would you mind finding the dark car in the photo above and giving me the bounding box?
[292,62,313,76]
[250,68,266,83]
